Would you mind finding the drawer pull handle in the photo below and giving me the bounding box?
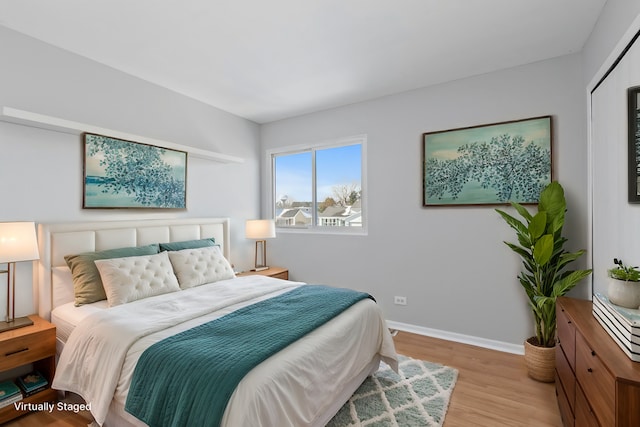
[591,350,596,356]
[567,320,572,324]
[5,347,28,356]
[587,368,593,373]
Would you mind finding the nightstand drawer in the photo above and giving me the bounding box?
[270,271,289,280]
[0,316,57,424]
[237,267,289,280]
[0,328,56,371]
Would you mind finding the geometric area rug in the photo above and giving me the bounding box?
[326,355,459,427]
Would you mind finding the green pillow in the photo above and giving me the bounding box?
[159,238,216,252]
[65,244,160,306]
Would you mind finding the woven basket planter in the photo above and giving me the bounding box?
[524,337,555,383]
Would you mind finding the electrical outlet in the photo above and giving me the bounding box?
[394,296,407,305]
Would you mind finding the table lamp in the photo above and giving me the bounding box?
[245,219,276,271]
[0,222,40,332]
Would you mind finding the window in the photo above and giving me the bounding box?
[270,135,366,233]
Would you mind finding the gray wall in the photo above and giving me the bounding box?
[591,37,640,296]
[583,0,640,85]
[587,4,640,296]
[0,27,261,316]
[258,0,640,350]
[3,0,640,350]
[261,54,589,350]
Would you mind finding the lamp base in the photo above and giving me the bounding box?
[0,316,33,333]
[252,266,270,272]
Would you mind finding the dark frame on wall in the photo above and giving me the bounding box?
[628,86,640,203]
[83,133,187,209]
[422,116,553,207]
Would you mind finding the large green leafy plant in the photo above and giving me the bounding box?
[496,181,592,348]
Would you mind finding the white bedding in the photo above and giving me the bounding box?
[51,300,109,343]
[52,275,398,427]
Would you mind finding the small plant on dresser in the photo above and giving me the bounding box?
[607,258,640,308]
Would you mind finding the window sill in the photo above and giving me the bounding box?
[275,226,367,236]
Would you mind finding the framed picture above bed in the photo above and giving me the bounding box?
[83,133,187,209]
[422,116,552,207]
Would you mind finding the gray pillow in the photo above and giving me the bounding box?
[64,244,160,306]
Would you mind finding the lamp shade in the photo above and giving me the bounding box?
[0,222,40,263]
[245,219,276,240]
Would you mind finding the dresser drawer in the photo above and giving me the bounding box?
[556,342,575,413]
[0,328,56,371]
[556,372,574,427]
[575,383,600,427]
[576,332,614,427]
[557,303,576,371]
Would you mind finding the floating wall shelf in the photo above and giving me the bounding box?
[0,107,244,164]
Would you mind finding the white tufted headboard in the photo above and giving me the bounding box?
[36,218,230,320]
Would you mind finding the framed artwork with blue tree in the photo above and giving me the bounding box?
[422,116,552,206]
[83,133,187,209]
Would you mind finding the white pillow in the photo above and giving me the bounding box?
[94,251,180,307]
[168,246,235,289]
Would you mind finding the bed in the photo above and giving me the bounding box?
[36,218,398,427]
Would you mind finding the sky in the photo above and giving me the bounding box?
[275,144,361,203]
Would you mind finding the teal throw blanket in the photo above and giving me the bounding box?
[125,285,372,427]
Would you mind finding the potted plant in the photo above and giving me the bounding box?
[607,258,640,308]
[496,181,592,382]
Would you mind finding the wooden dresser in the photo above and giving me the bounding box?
[556,297,640,426]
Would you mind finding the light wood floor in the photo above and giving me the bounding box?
[5,331,562,426]
[394,331,562,427]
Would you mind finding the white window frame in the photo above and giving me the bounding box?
[266,134,368,235]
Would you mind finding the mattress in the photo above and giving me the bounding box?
[52,300,109,344]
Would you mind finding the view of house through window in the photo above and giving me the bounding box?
[272,136,365,231]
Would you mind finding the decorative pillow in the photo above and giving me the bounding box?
[168,246,235,289]
[64,244,160,306]
[159,238,216,252]
[94,251,180,307]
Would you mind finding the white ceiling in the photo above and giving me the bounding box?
[0,1,606,124]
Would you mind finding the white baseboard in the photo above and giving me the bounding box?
[386,320,525,355]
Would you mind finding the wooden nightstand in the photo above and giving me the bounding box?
[237,266,289,280]
[0,315,56,424]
